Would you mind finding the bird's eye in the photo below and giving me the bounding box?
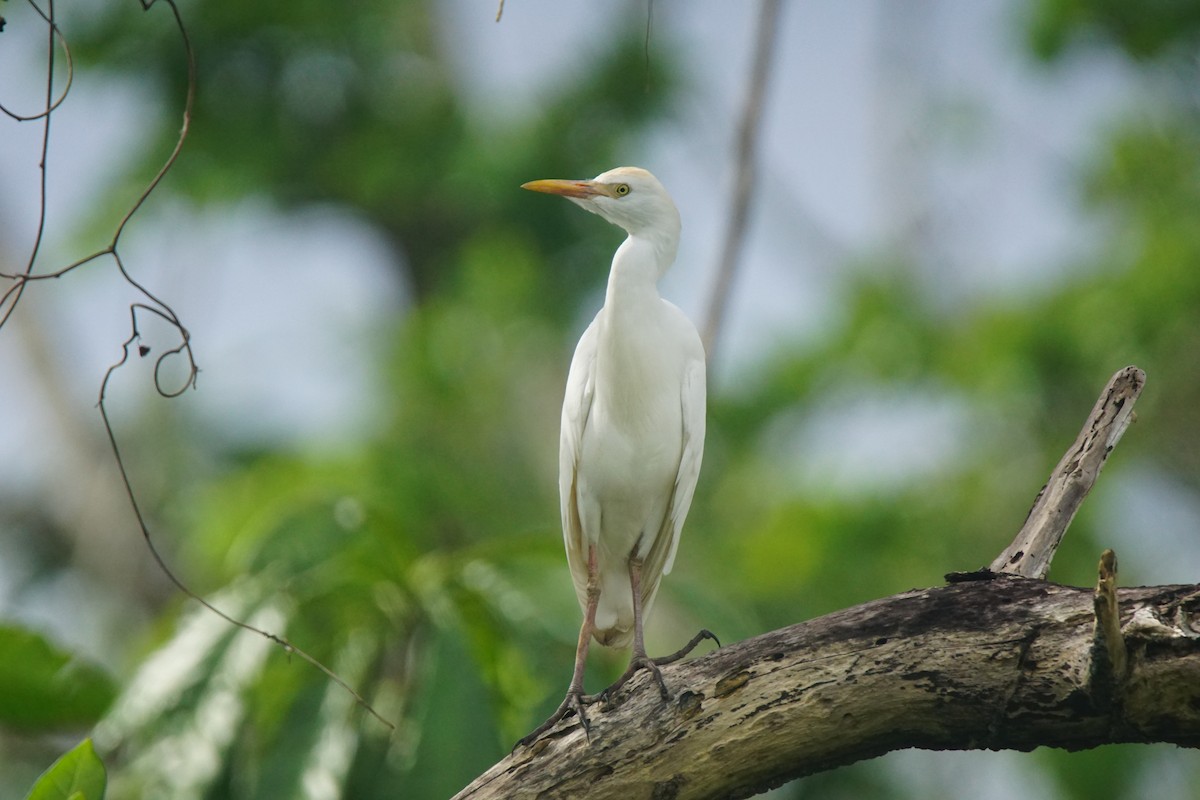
[614,183,631,196]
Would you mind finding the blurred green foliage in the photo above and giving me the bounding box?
[1026,0,1200,59]
[70,0,680,311]
[0,626,115,731]
[7,0,1200,797]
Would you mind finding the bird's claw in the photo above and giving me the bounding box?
[646,659,671,701]
[656,629,720,665]
[516,631,720,749]
[514,690,596,750]
[599,655,671,704]
[598,629,721,707]
[584,687,614,712]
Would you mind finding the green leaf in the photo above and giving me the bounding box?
[24,738,107,800]
[0,626,116,731]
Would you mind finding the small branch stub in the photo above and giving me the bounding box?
[1090,549,1127,696]
[991,365,1145,578]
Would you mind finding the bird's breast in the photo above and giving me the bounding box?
[576,397,682,542]
[583,326,687,491]
[592,330,684,436]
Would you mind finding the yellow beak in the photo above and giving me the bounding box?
[521,178,612,198]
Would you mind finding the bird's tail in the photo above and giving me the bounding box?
[595,626,632,648]
[591,575,661,649]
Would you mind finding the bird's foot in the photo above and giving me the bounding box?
[514,690,597,750]
[600,654,671,704]
[655,629,721,666]
[599,629,722,706]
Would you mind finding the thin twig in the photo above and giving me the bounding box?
[701,0,782,363]
[0,0,58,331]
[96,306,392,732]
[101,0,393,732]
[2,0,395,733]
[643,0,654,93]
[0,0,74,122]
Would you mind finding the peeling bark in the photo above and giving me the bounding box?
[454,576,1200,800]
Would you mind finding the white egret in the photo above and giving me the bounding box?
[519,167,716,744]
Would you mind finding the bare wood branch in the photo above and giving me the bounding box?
[452,368,1169,798]
[701,0,783,362]
[454,578,1200,800]
[990,365,1146,578]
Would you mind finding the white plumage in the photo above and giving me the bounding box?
[520,166,710,743]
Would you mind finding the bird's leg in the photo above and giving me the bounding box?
[624,555,669,699]
[596,556,719,706]
[516,545,601,748]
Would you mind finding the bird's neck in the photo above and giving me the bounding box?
[603,231,677,313]
[595,232,679,421]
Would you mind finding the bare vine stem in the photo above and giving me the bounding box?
[0,0,59,329]
[0,0,74,122]
[97,302,394,732]
[1,0,395,732]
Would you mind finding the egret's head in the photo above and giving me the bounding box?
[522,166,680,240]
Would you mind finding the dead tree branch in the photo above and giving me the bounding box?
[453,366,1176,799]
[456,578,1200,800]
[990,365,1145,578]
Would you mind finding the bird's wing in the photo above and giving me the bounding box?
[559,320,599,611]
[663,354,706,575]
[640,349,706,616]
